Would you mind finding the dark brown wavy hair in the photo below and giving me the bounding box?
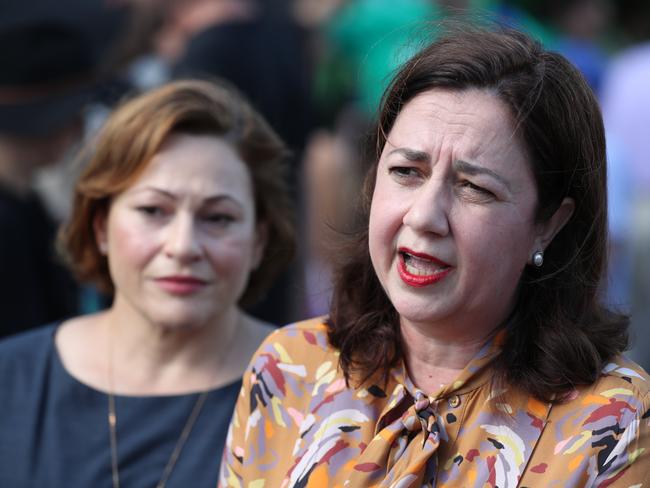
[60,79,295,306]
[327,25,629,402]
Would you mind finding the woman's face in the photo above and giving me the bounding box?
[369,88,546,337]
[97,133,265,330]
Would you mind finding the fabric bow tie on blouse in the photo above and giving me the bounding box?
[345,331,505,488]
[347,388,442,488]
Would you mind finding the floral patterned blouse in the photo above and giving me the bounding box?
[219,318,650,487]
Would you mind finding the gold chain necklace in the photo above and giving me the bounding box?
[107,329,210,488]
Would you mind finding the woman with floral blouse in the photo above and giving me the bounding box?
[219,26,649,487]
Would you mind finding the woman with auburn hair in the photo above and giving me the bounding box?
[0,79,295,487]
[220,26,649,487]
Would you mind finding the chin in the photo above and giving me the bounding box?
[149,308,213,331]
[397,311,447,327]
[393,307,440,326]
[390,296,452,326]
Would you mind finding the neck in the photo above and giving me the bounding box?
[400,317,495,394]
[102,297,241,395]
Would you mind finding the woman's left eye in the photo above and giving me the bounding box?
[459,180,496,198]
[203,214,235,225]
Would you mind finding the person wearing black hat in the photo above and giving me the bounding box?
[0,2,128,338]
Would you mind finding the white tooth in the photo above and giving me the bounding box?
[405,261,425,276]
[404,253,443,275]
[405,261,434,276]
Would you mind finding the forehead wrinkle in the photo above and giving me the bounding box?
[446,109,522,170]
[390,89,523,172]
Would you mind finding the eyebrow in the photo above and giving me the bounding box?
[131,187,244,207]
[388,147,512,192]
[387,147,431,163]
[453,159,512,192]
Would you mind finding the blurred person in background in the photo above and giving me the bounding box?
[600,0,650,371]
[172,0,312,154]
[220,26,648,487]
[0,79,295,487]
[300,113,366,316]
[515,0,613,94]
[317,0,441,120]
[0,1,129,338]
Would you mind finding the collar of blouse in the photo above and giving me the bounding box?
[346,329,554,487]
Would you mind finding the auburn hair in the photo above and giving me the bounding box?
[60,79,295,306]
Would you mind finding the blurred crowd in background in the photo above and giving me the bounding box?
[1,0,649,369]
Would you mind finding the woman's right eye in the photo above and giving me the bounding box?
[389,166,420,178]
[136,206,165,217]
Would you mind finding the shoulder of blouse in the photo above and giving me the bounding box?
[252,316,332,356]
[532,355,650,485]
[596,355,650,398]
[540,356,650,415]
[548,354,649,423]
[242,316,336,378]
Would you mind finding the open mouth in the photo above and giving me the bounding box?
[397,249,452,287]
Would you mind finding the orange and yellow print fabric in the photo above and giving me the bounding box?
[219,318,649,487]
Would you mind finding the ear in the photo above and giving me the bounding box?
[251,221,269,271]
[530,197,575,261]
[93,209,109,256]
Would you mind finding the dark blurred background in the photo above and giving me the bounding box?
[1,0,649,370]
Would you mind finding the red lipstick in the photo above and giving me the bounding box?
[397,247,451,287]
[155,276,207,295]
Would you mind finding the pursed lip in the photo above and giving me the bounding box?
[397,247,452,287]
[154,275,209,295]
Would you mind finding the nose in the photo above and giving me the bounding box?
[163,214,202,263]
[402,175,450,236]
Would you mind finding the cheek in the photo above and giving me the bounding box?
[368,203,392,273]
[368,190,403,260]
[456,212,533,281]
[206,231,259,275]
[107,217,158,274]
